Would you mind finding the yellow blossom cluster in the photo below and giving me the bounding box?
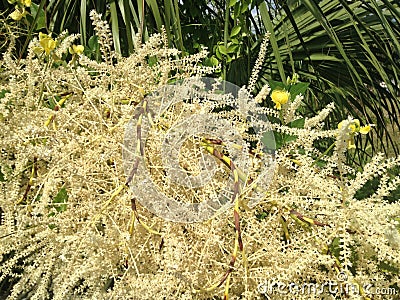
[338,118,371,149]
[69,44,84,55]
[34,33,57,55]
[8,0,31,21]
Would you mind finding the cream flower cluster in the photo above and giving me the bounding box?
[0,11,399,300]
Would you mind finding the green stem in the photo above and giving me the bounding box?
[38,58,51,105]
[223,0,230,82]
[18,0,47,61]
[311,142,335,167]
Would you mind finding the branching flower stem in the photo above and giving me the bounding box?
[200,138,329,299]
[16,157,37,205]
[125,93,160,236]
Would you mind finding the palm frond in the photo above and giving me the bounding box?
[257,0,400,157]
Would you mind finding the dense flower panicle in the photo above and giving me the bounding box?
[54,32,80,57]
[283,94,304,124]
[304,102,335,128]
[254,84,271,104]
[0,10,399,300]
[247,32,271,92]
[89,11,114,63]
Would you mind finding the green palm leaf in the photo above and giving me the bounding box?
[257,0,400,158]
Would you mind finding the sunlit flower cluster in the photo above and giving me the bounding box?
[8,0,31,21]
[0,10,399,300]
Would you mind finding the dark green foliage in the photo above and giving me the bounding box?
[53,187,68,213]
[355,166,400,202]
[258,0,400,157]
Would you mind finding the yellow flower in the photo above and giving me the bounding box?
[338,118,372,149]
[271,89,290,110]
[39,32,56,55]
[69,44,85,55]
[9,7,27,20]
[338,119,370,135]
[21,0,31,7]
[347,139,356,149]
[359,124,371,134]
